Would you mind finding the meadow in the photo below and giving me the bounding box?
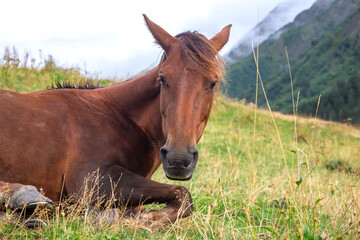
[0,50,360,239]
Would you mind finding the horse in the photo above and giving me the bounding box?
[0,14,231,226]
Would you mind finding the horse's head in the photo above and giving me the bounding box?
[144,15,231,181]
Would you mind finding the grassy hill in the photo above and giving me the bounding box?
[0,57,360,239]
[226,0,360,124]
[0,48,116,92]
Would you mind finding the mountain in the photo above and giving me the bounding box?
[225,0,360,124]
[226,0,316,63]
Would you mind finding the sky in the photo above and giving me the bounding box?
[0,0,315,79]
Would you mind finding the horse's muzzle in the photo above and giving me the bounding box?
[160,146,199,181]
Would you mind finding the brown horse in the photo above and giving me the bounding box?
[0,15,231,225]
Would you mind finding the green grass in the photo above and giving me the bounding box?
[0,49,117,92]
[0,53,360,239]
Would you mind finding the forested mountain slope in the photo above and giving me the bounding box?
[225,0,360,124]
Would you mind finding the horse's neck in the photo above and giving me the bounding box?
[98,66,164,145]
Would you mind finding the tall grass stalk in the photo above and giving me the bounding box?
[251,42,293,191]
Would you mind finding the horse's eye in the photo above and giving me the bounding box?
[208,81,218,91]
[159,75,167,86]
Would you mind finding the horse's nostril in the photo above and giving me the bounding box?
[183,158,192,167]
[188,148,198,167]
[160,147,168,162]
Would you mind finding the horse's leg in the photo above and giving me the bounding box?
[0,182,7,222]
[97,166,193,226]
[0,181,53,217]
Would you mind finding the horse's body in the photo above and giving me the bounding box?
[0,15,231,224]
[0,68,163,200]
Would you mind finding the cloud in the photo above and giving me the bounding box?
[0,0,315,78]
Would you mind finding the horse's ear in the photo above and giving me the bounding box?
[143,14,176,53]
[209,24,232,52]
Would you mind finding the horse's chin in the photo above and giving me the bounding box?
[164,167,193,181]
[165,174,193,181]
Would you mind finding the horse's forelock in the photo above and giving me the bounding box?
[174,31,226,82]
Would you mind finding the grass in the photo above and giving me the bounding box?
[0,47,117,92]
[0,50,360,239]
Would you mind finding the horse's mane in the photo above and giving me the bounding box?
[47,80,103,90]
[173,31,226,82]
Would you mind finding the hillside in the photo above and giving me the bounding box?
[0,48,116,92]
[225,0,360,124]
[226,0,316,63]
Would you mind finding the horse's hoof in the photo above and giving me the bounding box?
[23,218,48,229]
[93,208,121,226]
[7,185,53,211]
[19,201,53,219]
[124,209,138,219]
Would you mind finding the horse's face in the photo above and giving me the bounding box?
[158,44,217,180]
[144,15,231,180]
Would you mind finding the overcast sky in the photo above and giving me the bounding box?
[0,0,315,79]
